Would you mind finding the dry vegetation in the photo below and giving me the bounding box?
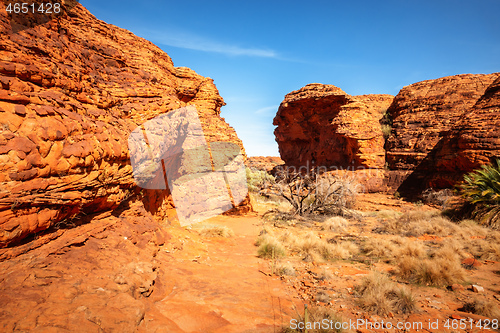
[255,184,500,324]
[355,272,417,315]
[193,224,235,238]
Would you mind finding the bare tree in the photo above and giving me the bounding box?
[269,168,362,216]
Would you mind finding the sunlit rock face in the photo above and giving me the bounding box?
[385,73,499,194]
[0,2,250,247]
[273,83,393,192]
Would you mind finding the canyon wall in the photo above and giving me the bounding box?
[385,73,500,194]
[274,73,500,196]
[0,2,250,247]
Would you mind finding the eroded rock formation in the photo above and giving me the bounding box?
[274,84,393,169]
[385,73,500,193]
[386,73,498,171]
[273,83,393,191]
[0,2,249,247]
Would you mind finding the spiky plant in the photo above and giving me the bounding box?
[459,159,500,229]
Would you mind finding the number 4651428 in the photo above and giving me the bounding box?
[6,2,61,14]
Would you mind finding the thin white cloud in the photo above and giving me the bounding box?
[138,29,278,58]
[255,105,279,114]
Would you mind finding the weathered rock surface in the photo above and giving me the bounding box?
[433,75,500,184]
[386,73,499,171]
[273,83,393,191]
[385,73,500,193]
[274,84,393,169]
[0,2,249,247]
[0,200,295,332]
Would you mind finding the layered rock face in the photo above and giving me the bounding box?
[273,84,393,191]
[0,3,249,247]
[432,75,500,185]
[386,73,498,171]
[385,73,500,193]
[273,84,393,169]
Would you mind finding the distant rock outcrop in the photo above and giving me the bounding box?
[275,74,500,196]
[246,156,284,172]
[273,83,393,191]
[385,73,499,193]
[0,2,250,247]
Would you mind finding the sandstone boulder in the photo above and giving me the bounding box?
[273,83,393,191]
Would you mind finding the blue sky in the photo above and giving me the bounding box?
[80,0,500,157]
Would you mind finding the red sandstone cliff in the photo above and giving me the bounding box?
[431,75,500,186]
[0,2,249,247]
[386,73,498,171]
[385,73,500,194]
[274,74,500,196]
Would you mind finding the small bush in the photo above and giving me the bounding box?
[459,159,500,229]
[246,167,275,192]
[422,188,453,209]
[270,170,361,216]
[381,124,392,140]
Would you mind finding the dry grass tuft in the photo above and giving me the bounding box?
[275,261,296,276]
[256,234,287,258]
[195,224,234,238]
[361,238,398,259]
[280,306,344,333]
[392,286,417,314]
[315,290,332,303]
[379,210,459,237]
[396,241,427,258]
[467,238,500,261]
[356,272,416,315]
[317,267,334,281]
[322,216,348,232]
[375,210,403,221]
[395,255,465,286]
[461,299,500,319]
[278,231,358,261]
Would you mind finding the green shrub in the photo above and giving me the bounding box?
[459,159,500,228]
[246,167,275,192]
